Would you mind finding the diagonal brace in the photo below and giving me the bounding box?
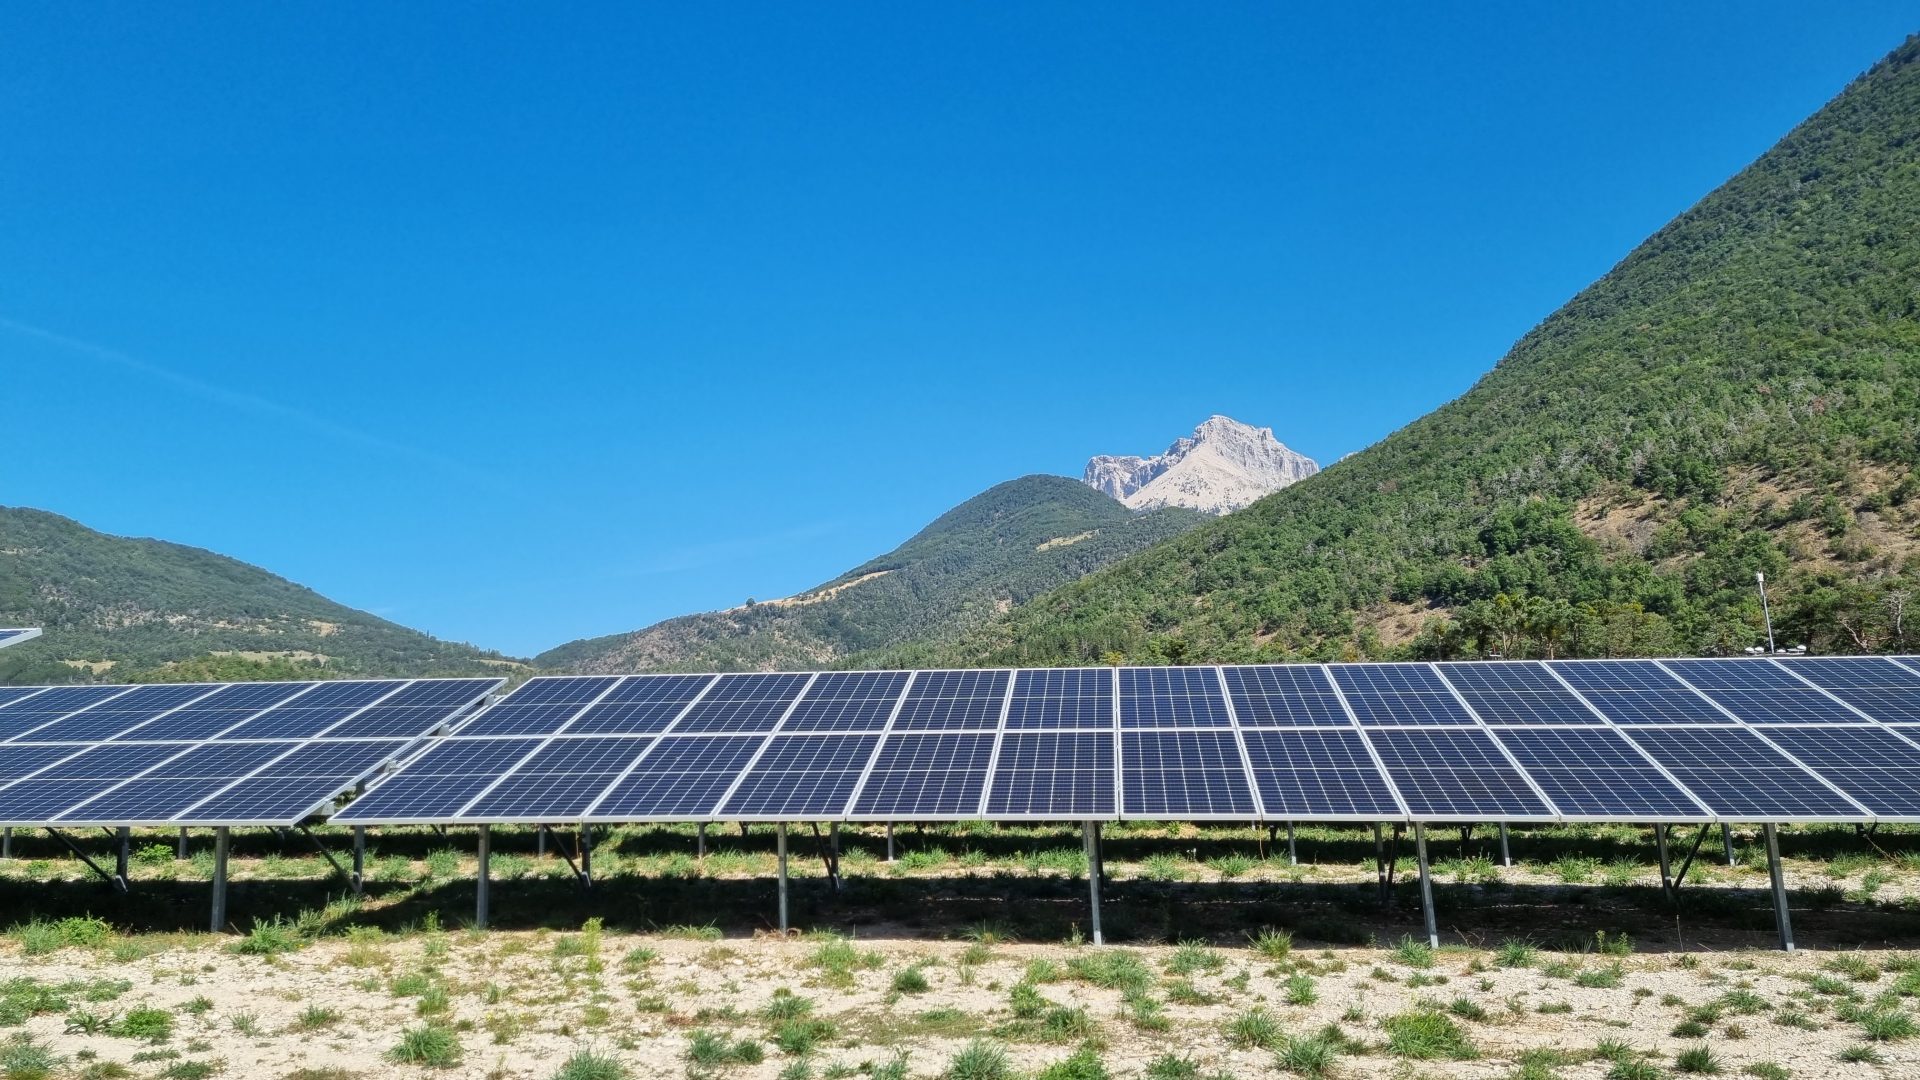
[296,825,348,880]
[46,827,128,893]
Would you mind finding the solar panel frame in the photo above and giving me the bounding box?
[0,628,42,650]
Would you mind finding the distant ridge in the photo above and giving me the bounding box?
[1084,416,1318,514]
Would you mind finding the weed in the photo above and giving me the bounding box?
[231,916,304,956]
[1224,1007,1281,1050]
[388,1025,462,1067]
[1143,1056,1202,1080]
[1607,1061,1664,1080]
[1393,936,1435,969]
[1206,855,1257,878]
[1447,997,1489,1022]
[296,1005,341,1030]
[552,1048,630,1080]
[1576,963,1625,989]
[1382,1008,1476,1060]
[1066,951,1152,993]
[1165,942,1223,976]
[762,990,815,1022]
[1550,856,1601,883]
[1858,1008,1917,1041]
[113,1006,175,1044]
[229,1010,261,1035]
[1139,854,1185,882]
[686,1030,763,1067]
[1251,927,1294,962]
[1034,1043,1108,1080]
[891,967,931,995]
[1674,1044,1720,1074]
[1009,983,1047,1021]
[1284,973,1317,1005]
[945,1040,1011,1080]
[1274,1031,1341,1077]
[1837,1044,1884,1064]
[1039,1006,1096,1043]
[1496,938,1538,968]
[7,917,113,956]
[1742,1065,1788,1080]
[773,1019,836,1056]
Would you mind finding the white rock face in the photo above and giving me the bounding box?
[1083,415,1319,514]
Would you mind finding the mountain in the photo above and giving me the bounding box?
[536,475,1204,673]
[964,36,1920,667]
[0,506,519,684]
[1083,416,1319,514]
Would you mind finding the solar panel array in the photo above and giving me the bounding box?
[0,628,42,650]
[333,656,1920,826]
[0,678,502,826]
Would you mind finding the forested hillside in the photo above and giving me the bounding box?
[537,475,1203,673]
[0,507,518,684]
[963,35,1920,666]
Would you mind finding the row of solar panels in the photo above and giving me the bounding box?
[0,628,42,649]
[327,655,1920,826]
[0,678,503,826]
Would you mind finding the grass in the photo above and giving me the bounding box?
[687,1030,764,1066]
[0,1035,63,1080]
[1274,1030,1343,1077]
[112,1006,175,1044]
[891,966,932,994]
[1674,1044,1721,1074]
[1837,1044,1885,1064]
[1066,951,1152,993]
[552,1049,630,1080]
[1857,1008,1917,1041]
[1382,1007,1476,1060]
[1165,941,1223,975]
[1224,1007,1282,1050]
[7,917,113,956]
[1392,936,1435,969]
[387,1025,461,1067]
[1034,1044,1108,1080]
[1250,928,1293,961]
[1606,1061,1665,1080]
[946,1040,1011,1080]
[230,916,303,955]
[1496,938,1539,968]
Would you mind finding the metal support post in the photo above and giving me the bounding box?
[114,827,130,890]
[885,822,895,862]
[776,823,790,933]
[579,823,593,889]
[1498,823,1511,867]
[1091,821,1105,887]
[697,823,707,858]
[211,827,230,933]
[1722,823,1736,866]
[1082,821,1104,946]
[1373,823,1388,906]
[537,824,546,856]
[1656,824,1674,901]
[475,825,491,930]
[1415,822,1438,949]
[1764,824,1794,951]
[351,826,366,896]
[1286,822,1297,866]
[178,827,189,860]
[2,827,9,859]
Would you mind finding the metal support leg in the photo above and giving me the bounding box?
[1722,823,1735,865]
[1373,823,1388,906]
[211,827,230,933]
[776,823,790,933]
[475,825,491,930]
[1656,824,1674,901]
[1082,821,1104,946]
[1764,824,1794,951]
[886,823,895,862]
[697,823,707,858]
[351,827,365,896]
[1286,822,1297,866]
[2,827,9,859]
[1091,821,1105,887]
[1498,823,1511,867]
[536,824,546,856]
[177,827,188,860]
[115,827,130,889]
[1415,823,1438,949]
[579,823,593,889]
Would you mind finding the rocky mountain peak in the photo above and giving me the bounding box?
[1083,415,1319,514]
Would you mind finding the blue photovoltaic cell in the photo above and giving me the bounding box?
[1120,730,1256,816]
[851,733,995,816]
[1329,663,1452,695]
[1760,726,1920,817]
[1340,689,1476,726]
[1695,687,1860,725]
[1492,728,1704,817]
[1572,689,1732,725]
[1438,662,1569,692]
[55,741,302,822]
[1552,661,1687,692]
[120,681,319,741]
[334,738,546,821]
[1222,665,1350,726]
[566,674,714,734]
[890,670,1010,731]
[1119,667,1232,728]
[456,676,620,736]
[721,734,882,817]
[781,671,911,732]
[1440,662,1606,725]
[20,684,221,743]
[1780,657,1920,689]
[1663,658,1806,690]
[588,735,764,818]
[0,745,83,780]
[1006,669,1113,730]
[328,678,498,737]
[0,742,198,822]
[1365,729,1554,818]
[1240,729,1402,817]
[222,680,412,739]
[984,731,1115,815]
[1621,727,1861,818]
[467,736,657,818]
[1821,686,1920,724]
[0,688,48,709]
[0,686,136,740]
[674,673,813,733]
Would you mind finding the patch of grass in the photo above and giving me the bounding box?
[1575,963,1625,989]
[1674,1044,1720,1074]
[1066,951,1152,993]
[113,1006,175,1044]
[1224,1007,1282,1050]
[7,917,113,956]
[1250,928,1293,962]
[1606,1061,1665,1080]
[230,916,303,956]
[0,1035,63,1080]
[1393,937,1435,969]
[1139,854,1185,882]
[808,935,883,988]
[1033,1043,1107,1080]
[891,967,931,995]
[945,1040,1011,1080]
[1858,1008,1917,1041]
[686,1030,763,1067]
[1143,1056,1203,1080]
[1496,938,1538,968]
[773,1019,836,1056]
[1165,942,1223,976]
[1039,1006,1096,1044]
[1550,856,1601,883]
[1742,1064,1789,1080]
[1009,982,1047,1021]
[1206,855,1257,879]
[1284,972,1317,1005]
[1382,1008,1476,1060]
[1837,1044,1884,1064]
[1274,1031,1341,1077]
[552,1048,630,1080]
[387,1025,461,1068]
[155,1063,215,1080]
[1446,997,1489,1022]
[762,990,814,1022]
[296,1005,341,1031]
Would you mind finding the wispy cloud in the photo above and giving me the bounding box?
[2,316,487,481]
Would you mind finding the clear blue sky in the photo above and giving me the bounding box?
[5,6,1914,658]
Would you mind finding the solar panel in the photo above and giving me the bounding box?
[1240,729,1404,818]
[1222,665,1350,726]
[0,687,136,740]
[119,682,320,741]
[456,676,621,735]
[1435,662,1607,725]
[848,732,996,817]
[0,628,41,649]
[16,684,221,743]
[463,736,658,819]
[1774,658,1920,723]
[890,669,1011,730]
[333,737,546,822]
[719,734,882,818]
[781,671,911,732]
[1119,667,1232,728]
[584,735,765,820]
[566,674,714,734]
[1569,689,1732,725]
[1694,686,1862,725]
[674,673,813,733]
[1620,727,1864,819]
[1553,660,1689,692]
[1662,658,1806,689]
[221,680,422,739]
[0,687,49,710]
[1760,726,1920,818]
[1006,668,1114,730]
[54,741,305,824]
[1491,728,1707,819]
[1339,688,1477,726]
[984,731,1115,816]
[1364,729,1556,818]
[1120,730,1257,817]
